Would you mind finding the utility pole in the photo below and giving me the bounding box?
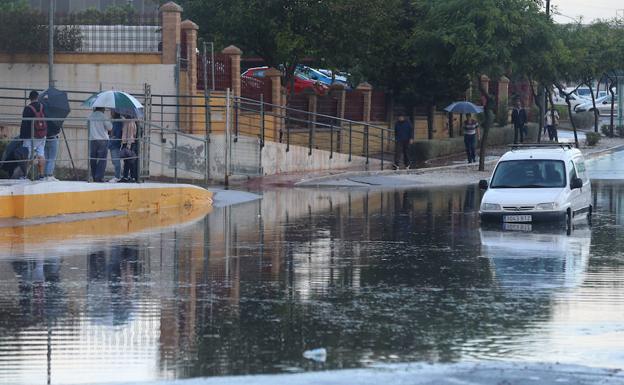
[48,0,55,88]
[543,0,551,140]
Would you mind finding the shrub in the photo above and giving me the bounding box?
[555,105,569,121]
[0,3,82,53]
[571,112,594,129]
[617,126,624,138]
[601,124,614,137]
[585,132,601,147]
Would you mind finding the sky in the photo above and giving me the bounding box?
[551,0,624,23]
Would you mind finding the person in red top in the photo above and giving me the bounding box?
[19,90,46,179]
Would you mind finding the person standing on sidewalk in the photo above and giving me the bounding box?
[19,90,47,180]
[87,107,112,183]
[544,107,559,142]
[393,115,413,170]
[107,112,123,183]
[511,99,528,143]
[43,103,61,181]
[463,113,480,164]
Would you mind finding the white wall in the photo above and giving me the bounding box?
[0,63,175,94]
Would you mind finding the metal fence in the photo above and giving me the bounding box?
[68,25,161,53]
[0,85,394,184]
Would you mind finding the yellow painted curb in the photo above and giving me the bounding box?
[0,182,213,219]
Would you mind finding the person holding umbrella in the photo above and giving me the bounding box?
[87,107,112,183]
[463,113,480,164]
[39,88,71,181]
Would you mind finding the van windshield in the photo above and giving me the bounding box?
[490,160,566,188]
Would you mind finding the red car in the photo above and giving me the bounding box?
[242,66,328,95]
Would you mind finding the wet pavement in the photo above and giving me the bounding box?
[0,161,624,384]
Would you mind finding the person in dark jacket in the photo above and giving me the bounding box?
[20,90,46,179]
[393,115,413,169]
[108,112,123,182]
[511,99,528,143]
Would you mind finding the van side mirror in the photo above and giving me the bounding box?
[571,177,583,189]
[479,179,488,190]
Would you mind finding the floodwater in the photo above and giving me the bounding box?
[1,164,623,384]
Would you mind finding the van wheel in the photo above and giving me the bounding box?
[566,208,572,234]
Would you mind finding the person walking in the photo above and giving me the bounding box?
[463,113,480,164]
[108,112,123,183]
[544,107,560,142]
[87,107,112,183]
[19,90,47,180]
[511,99,528,143]
[393,114,413,170]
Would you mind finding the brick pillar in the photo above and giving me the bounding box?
[181,20,199,133]
[480,75,490,106]
[330,83,346,121]
[159,2,182,65]
[356,82,372,122]
[265,68,283,142]
[498,76,510,104]
[305,88,317,129]
[222,45,242,97]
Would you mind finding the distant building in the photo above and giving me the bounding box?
[28,0,160,15]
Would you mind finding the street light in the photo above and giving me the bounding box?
[48,0,55,87]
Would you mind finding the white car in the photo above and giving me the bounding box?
[479,144,592,224]
[574,94,618,116]
[551,89,586,110]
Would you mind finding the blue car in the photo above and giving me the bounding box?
[296,65,349,88]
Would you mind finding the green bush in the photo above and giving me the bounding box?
[555,105,569,120]
[0,2,82,53]
[571,112,594,130]
[585,132,601,147]
[601,124,613,137]
[409,124,539,161]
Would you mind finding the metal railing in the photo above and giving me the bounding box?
[0,115,208,185]
[0,85,396,184]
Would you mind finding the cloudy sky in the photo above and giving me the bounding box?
[551,0,624,23]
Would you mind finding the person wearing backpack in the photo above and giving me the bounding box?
[19,90,47,180]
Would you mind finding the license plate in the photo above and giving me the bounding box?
[503,215,532,223]
[503,223,533,231]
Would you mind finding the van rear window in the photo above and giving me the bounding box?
[490,160,566,188]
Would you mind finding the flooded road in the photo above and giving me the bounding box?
[0,172,623,383]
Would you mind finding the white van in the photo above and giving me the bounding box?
[479,144,592,224]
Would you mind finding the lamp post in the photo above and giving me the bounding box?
[48,0,55,87]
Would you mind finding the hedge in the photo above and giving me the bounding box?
[409,124,539,161]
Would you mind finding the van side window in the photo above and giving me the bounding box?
[575,160,587,182]
[569,161,578,183]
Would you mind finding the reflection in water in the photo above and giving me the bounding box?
[0,183,623,384]
[481,225,591,290]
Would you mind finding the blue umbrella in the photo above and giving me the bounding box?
[444,101,484,114]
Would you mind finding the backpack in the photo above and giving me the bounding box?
[28,103,47,138]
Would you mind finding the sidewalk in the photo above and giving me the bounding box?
[244,131,624,189]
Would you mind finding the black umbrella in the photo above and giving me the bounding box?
[39,87,71,134]
[39,87,79,180]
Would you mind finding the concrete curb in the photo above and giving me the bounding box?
[295,143,624,187]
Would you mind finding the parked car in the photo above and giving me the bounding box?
[242,66,329,95]
[551,88,586,110]
[574,94,619,116]
[479,144,592,225]
[296,65,349,87]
